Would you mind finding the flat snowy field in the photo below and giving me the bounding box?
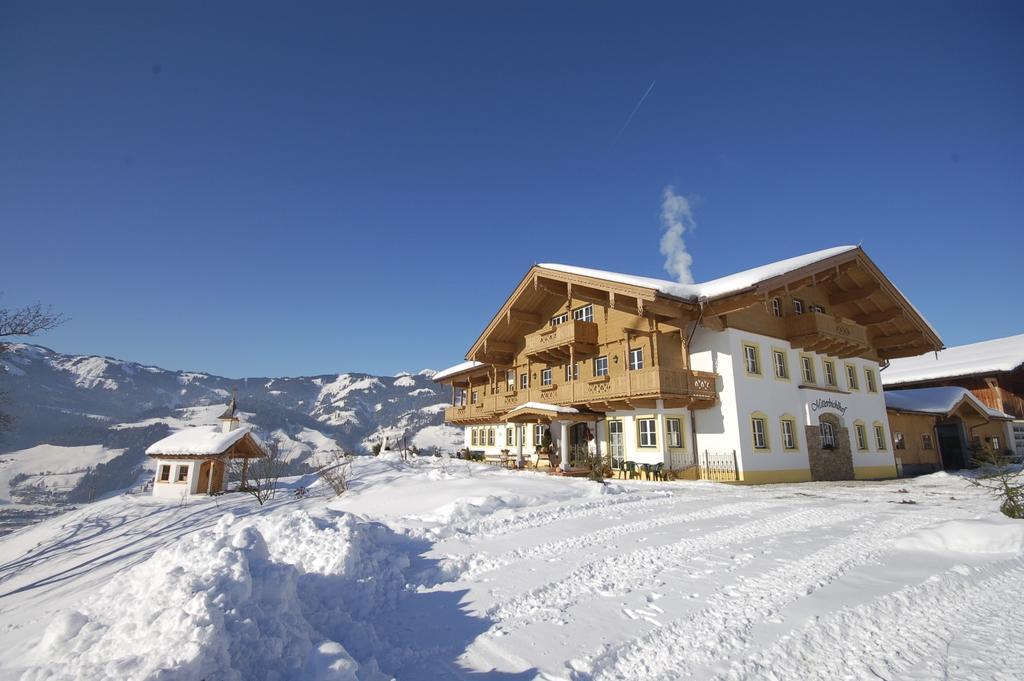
[1,456,1022,680]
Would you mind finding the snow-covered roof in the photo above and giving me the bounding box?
[539,245,857,302]
[884,386,1012,420]
[882,333,1024,386]
[432,360,484,382]
[146,425,263,456]
[508,402,579,414]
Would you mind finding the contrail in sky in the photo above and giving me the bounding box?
[614,79,657,141]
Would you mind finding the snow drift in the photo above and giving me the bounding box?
[20,511,413,681]
[895,517,1024,554]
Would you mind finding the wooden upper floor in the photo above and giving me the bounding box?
[436,246,942,424]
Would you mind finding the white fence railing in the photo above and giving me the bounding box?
[697,450,739,482]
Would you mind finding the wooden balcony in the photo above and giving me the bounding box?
[786,311,870,357]
[524,319,599,362]
[444,398,503,425]
[444,367,719,424]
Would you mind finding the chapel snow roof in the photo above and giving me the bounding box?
[539,245,858,302]
[432,360,484,382]
[882,333,1024,386]
[884,386,1012,420]
[145,425,263,457]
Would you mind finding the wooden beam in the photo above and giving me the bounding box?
[873,331,923,349]
[704,292,763,316]
[570,287,612,307]
[507,308,540,325]
[536,277,569,297]
[645,299,689,318]
[879,345,932,360]
[853,307,902,325]
[830,283,881,306]
[485,340,516,354]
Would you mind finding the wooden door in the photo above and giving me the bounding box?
[197,461,211,493]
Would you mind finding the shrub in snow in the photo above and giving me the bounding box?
[967,447,1024,519]
[315,451,354,496]
[22,511,413,681]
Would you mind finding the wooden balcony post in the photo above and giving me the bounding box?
[625,331,632,397]
[570,344,576,404]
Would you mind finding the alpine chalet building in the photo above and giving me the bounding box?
[434,246,942,483]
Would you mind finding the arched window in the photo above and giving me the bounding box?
[820,419,836,450]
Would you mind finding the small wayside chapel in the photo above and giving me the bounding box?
[434,245,942,484]
[145,394,267,499]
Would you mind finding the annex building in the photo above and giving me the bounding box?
[883,333,1024,462]
[434,245,941,483]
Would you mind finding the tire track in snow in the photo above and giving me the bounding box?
[580,509,969,681]
[459,500,781,579]
[716,558,1024,681]
[490,503,870,628]
[446,490,713,541]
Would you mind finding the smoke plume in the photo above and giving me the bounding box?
[659,185,696,284]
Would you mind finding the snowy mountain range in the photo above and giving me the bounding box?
[0,344,460,515]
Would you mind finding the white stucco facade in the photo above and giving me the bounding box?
[690,326,897,482]
[151,459,200,499]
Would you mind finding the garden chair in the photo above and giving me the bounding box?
[624,461,639,480]
[651,463,665,481]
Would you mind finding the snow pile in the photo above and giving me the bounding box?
[21,511,411,681]
[895,517,1024,554]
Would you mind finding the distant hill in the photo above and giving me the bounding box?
[0,344,461,513]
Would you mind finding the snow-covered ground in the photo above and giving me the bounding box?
[0,457,1022,680]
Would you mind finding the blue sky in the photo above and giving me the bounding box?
[2,2,1021,377]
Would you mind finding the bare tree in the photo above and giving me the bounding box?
[0,298,67,433]
[968,445,1024,519]
[314,450,354,496]
[0,301,67,341]
[242,439,283,506]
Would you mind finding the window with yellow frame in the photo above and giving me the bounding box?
[800,354,816,384]
[873,422,887,450]
[845,363,859,391]
[854,421,868,451]
[864,367,878,393]
[742,342,761,376]
[779,415,799,450]
[771,348,790,381]
[823,359,837,387]
[750,412,770,451]
[666,417,685,449]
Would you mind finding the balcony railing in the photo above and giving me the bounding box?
[785,312,869,356]
[444,367,719,424]
[524,319,599,361]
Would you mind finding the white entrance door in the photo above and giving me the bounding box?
[609,420,624,470]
